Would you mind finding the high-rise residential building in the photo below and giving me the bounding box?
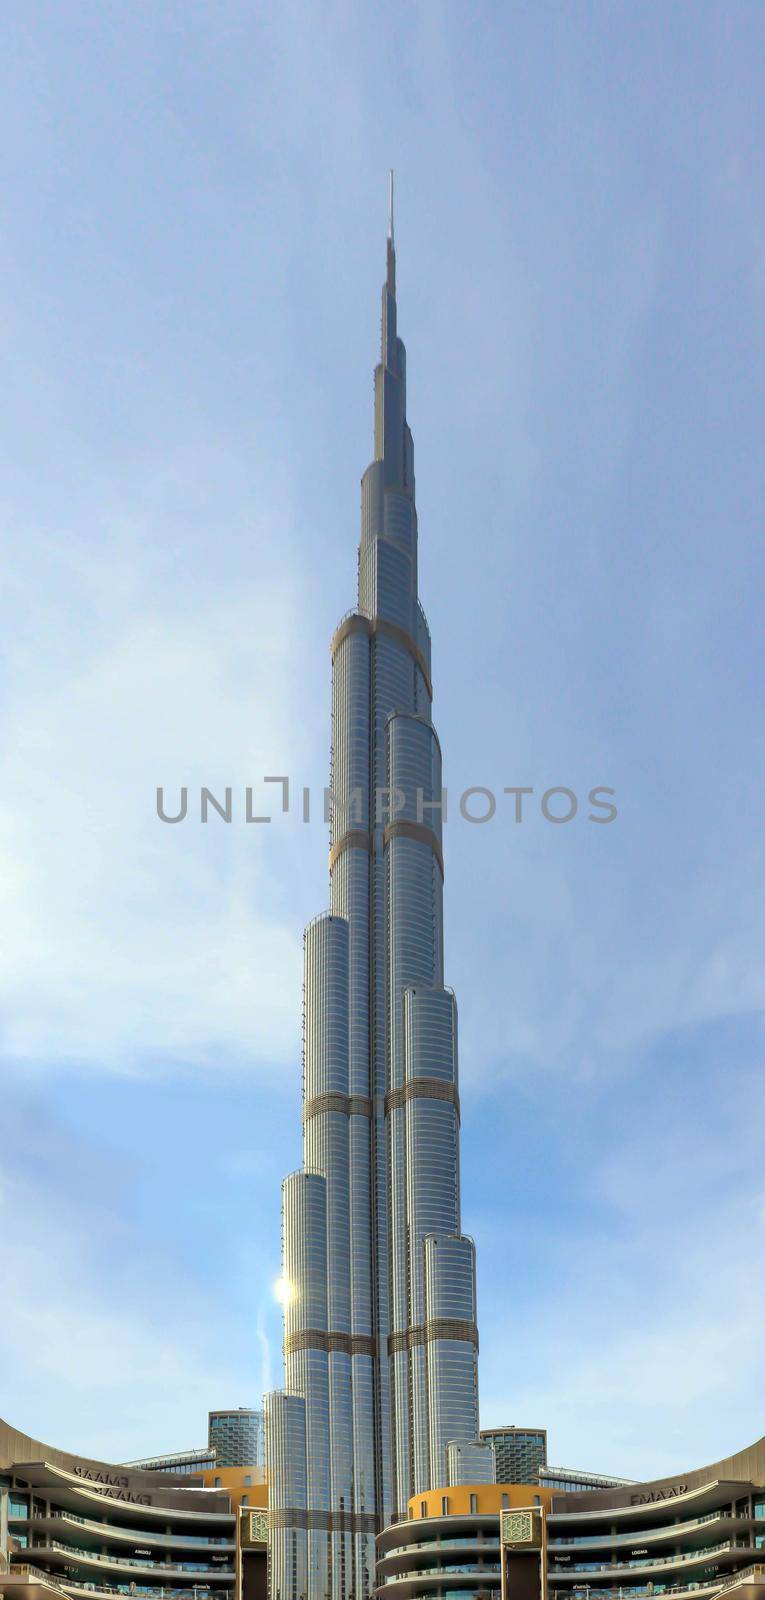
[122,1405,265,1475]
[208,1409,264,1469]
[479,1426,547,1485]
[265,193,482,1600]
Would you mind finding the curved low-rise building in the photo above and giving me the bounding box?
[0,1418,239,1600]
[376,1485,555,1600]
[375,1436,765,1600]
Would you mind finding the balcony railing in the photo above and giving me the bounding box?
[380,1566,501,1584]
[30,1543,232,1578]
[59,1585,224,1600]
[8,1566,72,1595]
[549,1542,739,1577]
[549,1581,724,1600]
[551,1518,739,1551]
[34,1517,231,1550]
[715,1566,765,1594]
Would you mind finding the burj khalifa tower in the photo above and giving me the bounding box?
[265,188,484,1600]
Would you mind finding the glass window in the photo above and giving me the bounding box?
[9,1497,29,1518]
[441,1496,449,1515]
[421,1502,427,1519]
[214,1477,221,1487]
[501,1494,509,1509]
[241,1495,248,1507]
[244,1475,252,1486]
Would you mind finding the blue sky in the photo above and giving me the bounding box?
[1,0,764,1480]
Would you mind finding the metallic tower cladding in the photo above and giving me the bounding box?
[265,209,481,1600]
[264,1392,308,1600]
[446,1437,497,1486]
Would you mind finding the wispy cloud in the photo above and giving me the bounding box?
[474,1044,765,1476]
[0,1099,257,1459]
[1,0,763,1474]
[0,523,318,1074]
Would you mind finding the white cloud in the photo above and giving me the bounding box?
[0,521,320,1075]
[475,1118,765,1479]
[0,1128,257,1460]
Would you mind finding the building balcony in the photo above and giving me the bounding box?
[548,1539,752,1584]
[374,1575,501,1599]
[49,1586,224,1600]
[15,1544,233,1587]
[377,1541,500,1578]
[548,1582,725,1600]
[19,1519,233,1558]
[6,1466,232,1532]
[548,1516,754,1558]
[549,1484,756,1536]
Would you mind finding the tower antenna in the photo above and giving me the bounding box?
[388,168,395,245]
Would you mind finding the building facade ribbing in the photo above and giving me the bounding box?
[264,216,481,1599]
[208,1412,264,1470]
[479,1428,547,1486]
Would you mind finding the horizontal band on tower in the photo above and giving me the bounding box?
[303,1091,374,1121]
[328,828,373,871]
[330,611,433,700]
[269,1508,378,1534]
[387,1318,479,1355]
[383,818,444,877]
[284,1329,377,1358]
[385,1077,460,1120]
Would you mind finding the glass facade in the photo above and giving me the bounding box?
[447,1440,496,1486]
[208,1410,264,1468]
[478,1428,547,1485]
[265,220,481,1600]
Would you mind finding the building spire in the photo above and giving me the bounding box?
[386,167,396,296]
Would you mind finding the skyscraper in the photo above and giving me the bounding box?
[265,192,481,1600]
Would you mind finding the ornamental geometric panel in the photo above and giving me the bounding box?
[501,1508,542,1548]
[248,1509,269,1545]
